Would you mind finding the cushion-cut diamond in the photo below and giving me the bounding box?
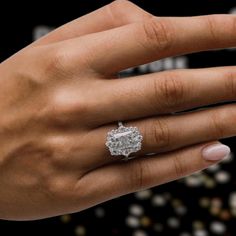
[106,124,143,158]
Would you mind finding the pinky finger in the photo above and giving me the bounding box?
[78,141,231,205]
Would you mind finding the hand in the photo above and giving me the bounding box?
[0,0,235,220]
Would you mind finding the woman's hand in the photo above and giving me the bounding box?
[0,0,235,220]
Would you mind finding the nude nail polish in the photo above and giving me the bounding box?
[202,143,231,161]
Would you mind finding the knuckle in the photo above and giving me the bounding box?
[151,118,171,150]
[107,0,132,26]
[128,161,147,191]
[109,0,133,11]
[157,73,185,110]
[141,17,174,52]
[172,155,185,178]
[107,0,152,26]
[44,176,73,200]
[13,49,47,86]
[53,92,87,114]
[224,70,236,97]
[205,15,218,41]
[45,135,85,169]
[45,48,71,77]
[45,136,71,166]
[209,110,226,138]
[41,91,88,127]
[20,74,42,91]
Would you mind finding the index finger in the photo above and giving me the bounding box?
[32,0,151,46]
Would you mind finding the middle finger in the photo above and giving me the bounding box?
[87,66,236,126]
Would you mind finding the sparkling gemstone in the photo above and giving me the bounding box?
[106,125,143,158]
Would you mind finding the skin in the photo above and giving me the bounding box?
[0,0,236,220]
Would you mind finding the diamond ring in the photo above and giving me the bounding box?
[105,121,143,160]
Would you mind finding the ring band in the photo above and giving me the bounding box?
[105,121,143,160]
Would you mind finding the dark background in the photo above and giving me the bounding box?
[1,1,236,235]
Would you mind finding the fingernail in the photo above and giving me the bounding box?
[202,143,231,161]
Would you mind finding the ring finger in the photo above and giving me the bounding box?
[90,103,236,167]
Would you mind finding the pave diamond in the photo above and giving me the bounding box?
[106,122,143,158]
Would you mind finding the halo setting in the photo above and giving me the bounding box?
[106,122,143,159]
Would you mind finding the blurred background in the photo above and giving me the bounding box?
[1,0,236,235]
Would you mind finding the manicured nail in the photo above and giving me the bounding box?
[202,143,231,161]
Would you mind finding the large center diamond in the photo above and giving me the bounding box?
[106,125,143,158]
